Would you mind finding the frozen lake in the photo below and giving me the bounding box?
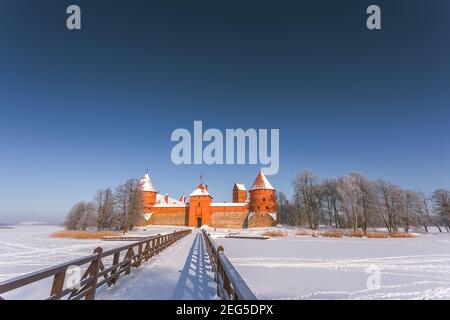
[0,225,184,289]
[214,230,450,299]
[2,225,450,299]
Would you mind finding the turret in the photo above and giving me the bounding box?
[248,171,277,227]
[139,172,157,212]
[233,183,247,203]
[188,183,212,227]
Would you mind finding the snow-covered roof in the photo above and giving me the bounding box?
[139,173,157,192]
[189,184,212,197]
[155,193,184,205]
[250,171,275,191]
[153,203,187,208]
[210,202,247,207]
[234,183,246,191]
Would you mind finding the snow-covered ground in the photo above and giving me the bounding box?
[2,225,450,300]
[210,227,450,299]
[97,230,217,300]
[0,225,186,299]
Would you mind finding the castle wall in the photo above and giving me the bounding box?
[209,205,249,229]
[248,212,277,228]
[137,206,189,226]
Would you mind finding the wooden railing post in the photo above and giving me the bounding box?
[50,269,67,298]
[144,240,150,261]
[125,247,133,275]
[111,252,120,285]
[137,243,143,267]
[85,247,102,300]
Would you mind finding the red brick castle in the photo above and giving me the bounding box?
[137,171,277,228]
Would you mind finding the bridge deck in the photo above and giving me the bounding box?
[96,229,217,300]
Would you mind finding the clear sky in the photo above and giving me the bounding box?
[1,0,449,223]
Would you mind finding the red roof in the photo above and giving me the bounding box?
[250,171,275,191]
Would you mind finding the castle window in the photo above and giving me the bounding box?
[198,203,201,207]
[263,198,266,202]
[266,206,269,210]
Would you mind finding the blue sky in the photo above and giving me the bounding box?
[1,0,449,222]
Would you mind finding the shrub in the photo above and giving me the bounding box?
[320,230,344,238]
[344,229,365,238]
[296,230,311,237]
[366,232,388,238]
[388,232,415,238]
[262,230,287,237]
[50,231,121,239]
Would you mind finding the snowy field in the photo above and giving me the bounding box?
[0,225,186,299]
[1,225,450,300]
[211,227,450,299]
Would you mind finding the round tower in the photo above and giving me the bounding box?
[248,171,277,227]
[139,172,157,212]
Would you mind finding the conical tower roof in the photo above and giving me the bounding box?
[139,172,157,192]
[250,171,275,191]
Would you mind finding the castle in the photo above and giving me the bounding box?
[137,171,277,228]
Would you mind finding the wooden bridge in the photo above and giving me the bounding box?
[0,229,256,300]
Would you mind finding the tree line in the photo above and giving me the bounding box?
[65,178,143,232]
[277,170,450,233]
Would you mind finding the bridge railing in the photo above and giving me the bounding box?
[201,229,257,300]
[0,229,191,300]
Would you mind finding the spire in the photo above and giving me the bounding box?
[250,170,275,191]
[139,171,157,192]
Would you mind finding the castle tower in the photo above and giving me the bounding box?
[139,172,157,213]
[233,183,247,203]
[248,171,277,227]
[188,184,212,227]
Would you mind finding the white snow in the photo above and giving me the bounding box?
[0,225,185,299]
[189,185,212,197]
[234,183,246,191]
[268,212,277,221]
[142,213,153,221]
[155,193,185,206]
[210,227,450,300]
[96,230,217,300]
[250,171,275,190]
[210,202,247,207]
[139,173,157,192]
[2,225,450,300]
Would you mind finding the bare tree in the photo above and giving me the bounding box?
[419,191,441,232]
[431,189,450,231]
[94,188,115,230]
[114,179,143,233]
[321,178,341,228]
[373,180,402,232]
[292,170,321,229]
[277,192,288,225]
[65,201,97,231]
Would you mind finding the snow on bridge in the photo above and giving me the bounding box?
[96,229,217,300]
